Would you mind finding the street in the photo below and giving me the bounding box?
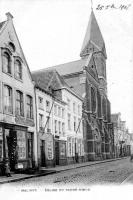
[5,157,133,188]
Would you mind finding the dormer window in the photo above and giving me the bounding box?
[15,59,22,80]
[3,52,11,75]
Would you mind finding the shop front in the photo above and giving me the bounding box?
[55,139,67,166]
[0,123,34,175]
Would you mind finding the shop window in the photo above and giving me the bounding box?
[4,85,13,114]
[16,90,24,116]
[15,59,22,80]
[17,130,26,160]
[2,52,11,75]
[60,142,66,159]
[26,95,33,119]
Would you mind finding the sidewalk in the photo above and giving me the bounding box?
[0,157,128,184]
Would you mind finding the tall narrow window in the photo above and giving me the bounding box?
[54,120,57,134]
[91,87,96,113]
[46,100,50,112]
[73,102,76,114]
[3,52,11,74]
[39,114,43,130]
[74,116,76,132]
[58,121,61,134]
[27,95,33,119]
[15,59,22,80]
[38,97,43,110]
[62,123,65,136]
[68,113,71,130]
[16,90,24,116]
[67,98,70,110]
[4,85,13,114]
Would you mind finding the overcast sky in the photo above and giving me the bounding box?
[0,0,133,132]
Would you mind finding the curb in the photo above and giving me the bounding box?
[0,157,128,184]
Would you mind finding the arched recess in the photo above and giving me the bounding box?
[94,128,102,156]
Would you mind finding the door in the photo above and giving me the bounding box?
[40,140,46,167]
[55,141,59,165]
[28,132,34,168]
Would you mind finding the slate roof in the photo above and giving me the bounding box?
[80,10,107,58]
[32,68,83,100]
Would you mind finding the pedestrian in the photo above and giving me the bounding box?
[5,162,11,177]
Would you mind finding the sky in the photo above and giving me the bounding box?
[0,0,133,132]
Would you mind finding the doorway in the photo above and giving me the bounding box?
[40,140,46,167]
[55,141,59,165]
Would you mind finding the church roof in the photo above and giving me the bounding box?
[33,54,92,77]
[80,10,107,58]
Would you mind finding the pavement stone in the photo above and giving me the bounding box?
[0,157,128,184]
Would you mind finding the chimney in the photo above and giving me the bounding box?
[6,12,13,20]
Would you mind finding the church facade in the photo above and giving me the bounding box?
[47,10,114,161]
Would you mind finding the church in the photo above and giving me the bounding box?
[41,10,114,161]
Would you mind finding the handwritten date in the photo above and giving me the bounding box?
[96,4,131,10]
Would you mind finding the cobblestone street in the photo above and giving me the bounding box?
[4,158,133,188]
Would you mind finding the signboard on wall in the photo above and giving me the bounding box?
[45,134,54,161]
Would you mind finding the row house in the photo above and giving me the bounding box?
[0,13,37,174]
[32,69,84,166]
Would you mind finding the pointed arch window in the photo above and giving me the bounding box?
[15,59,22,80]
[91,87,96,113]
[102,97,107,120]
[3,52,11,74]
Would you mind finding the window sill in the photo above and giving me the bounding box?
[2,71,12,77]
[14,76,23,83]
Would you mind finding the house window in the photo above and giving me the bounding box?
[62,123,65,136]
[54,104,57,116]
[73,102,76,114]
[62,108,65,118]
[46,116,51,133]
[102,97,107,119]
[39,114,43,130]
[67,98,70,110]
[3,52,11,74]
[68,113,71,130]
[46,100,50,112]
[78,105,81,116]
[15,59,22,80]
[58,121,61,134]
[78,118,81,133]
[74,116,76,132]
[38,97,43,110]
[58,106,61,117]
[26,95,33,119]
[4,85,13,114]
[16,90,24,116]
[54,120,58,134]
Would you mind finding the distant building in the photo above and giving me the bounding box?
[111,113,131,157]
